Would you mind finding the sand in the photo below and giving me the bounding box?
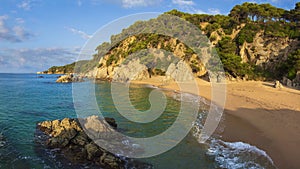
[131,76,300,169]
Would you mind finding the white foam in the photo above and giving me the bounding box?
[207,139,277,169]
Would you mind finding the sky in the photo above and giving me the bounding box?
[0,0,298,73]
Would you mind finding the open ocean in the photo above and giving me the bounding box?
[0,73,276,169]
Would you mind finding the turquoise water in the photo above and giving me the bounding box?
[0,74,77,168]
[0,74,276,169]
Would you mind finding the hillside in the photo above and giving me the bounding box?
[40,60,88,74]
[45,2,300,87]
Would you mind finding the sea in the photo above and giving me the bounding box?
[0,73,277,169]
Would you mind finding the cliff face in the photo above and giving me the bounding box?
[44,5,300,86]
[87,34,207,82]
[239,32,299,70]
[87,26,299,85]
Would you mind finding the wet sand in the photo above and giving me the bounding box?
[132,76,300,169]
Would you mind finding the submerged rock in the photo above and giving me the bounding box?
[0,133,5,147]
[36,116,151,169]
[56,74,84,83]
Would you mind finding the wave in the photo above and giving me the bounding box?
[207,139,277,169]
[185,95,277,169]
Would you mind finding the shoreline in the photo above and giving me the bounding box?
[131,76,300,169]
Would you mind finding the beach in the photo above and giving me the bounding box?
[132,76,300,169]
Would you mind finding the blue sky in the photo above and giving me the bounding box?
[0,0,298,73]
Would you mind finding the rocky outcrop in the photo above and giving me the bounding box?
[113,59,150,82]
[282,75,300,89]
[36,116,150,169]
[239,32,299,70]
[85,33,206,81]
[56,74,84,83]
[165,60,194,82]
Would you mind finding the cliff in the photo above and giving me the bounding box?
[45,2,300,87]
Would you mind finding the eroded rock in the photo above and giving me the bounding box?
[56,74,84,83]
[113,59,150,82]
[165,60,194,82]
[36,116,150,169]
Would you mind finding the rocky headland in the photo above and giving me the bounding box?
[36,116,150,169]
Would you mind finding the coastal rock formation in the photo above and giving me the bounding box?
[239,32,299,70]
[36,116,149,169]
[165,60,194,82]
[113,59,150,82]
[282,75,300,89]
[56,74,84,83]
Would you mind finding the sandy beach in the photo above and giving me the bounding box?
[132,76,300,169]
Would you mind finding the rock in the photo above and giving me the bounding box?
[85,143,102,160]
[286,79,292,87]
[239,31,298,72]
[56,74,84,83]
[36,116,150,169]
[83,115,114,133]
[105,117,117,128]
[0,133,5,147]
[165,60,194,82]
[71,131,89,146]
[274,80,283,89]
[112,59,150,82]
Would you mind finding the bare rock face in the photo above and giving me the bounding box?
[36,116,150,169]
[56,74,84,83]
[113,59,150,82]
[165,60,194,82]
[282,75,300,89]
[239,32,299,70]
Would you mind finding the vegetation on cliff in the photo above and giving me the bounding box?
[42,60,88,74]
[45,2,300,83]
[166,2,300,80]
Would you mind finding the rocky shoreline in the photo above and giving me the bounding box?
[56,74,84,83]
[36,116,151,169]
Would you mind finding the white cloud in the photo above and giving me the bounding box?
[172,0,195,6]
[18,0,33,10]
[66,27,92,40]
[15,18,25,24]
[180,7,222,15]
[0,15,9,35]
[0,47,79,73]
[208,8,221,15]
[0,15,34,42]
[122,0,146,8]
[121,0,161,8]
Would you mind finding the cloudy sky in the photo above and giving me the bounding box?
[0,0,297,73]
